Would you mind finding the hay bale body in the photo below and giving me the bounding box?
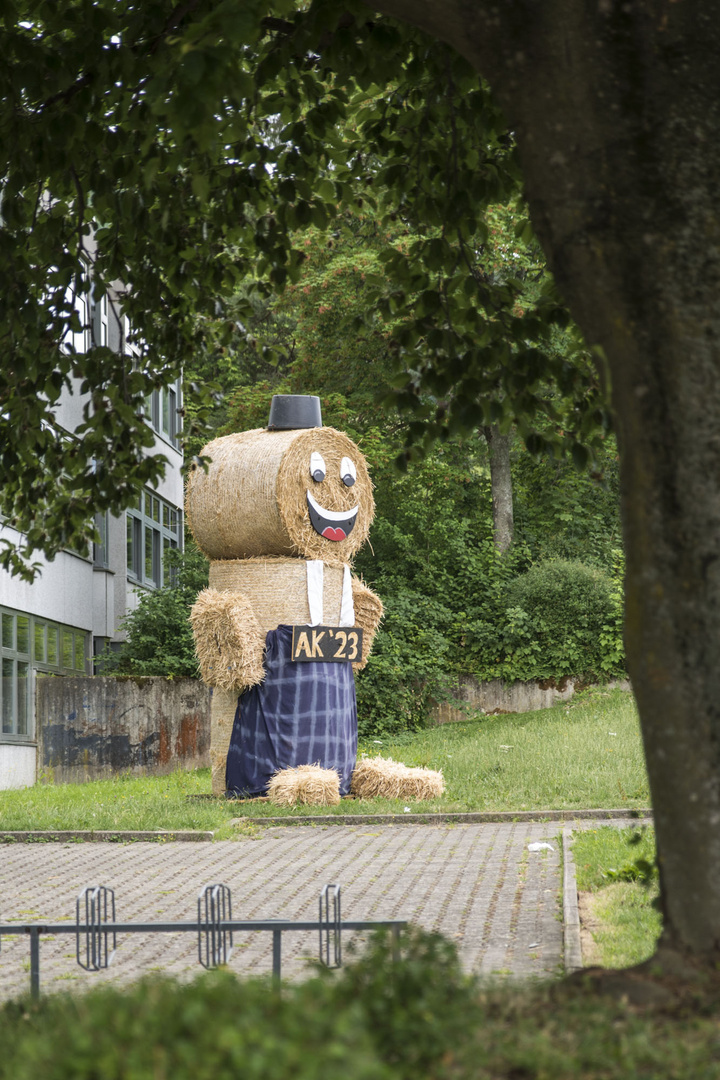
[209,557,346,633]
[209,688,237,795]
[206,558,382,669]
[351,757,445,801]
[267,764,341,806]
[186,427,374,563]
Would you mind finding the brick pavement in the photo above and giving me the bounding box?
[0,822,563,999]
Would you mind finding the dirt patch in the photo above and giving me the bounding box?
[578,890,602,966]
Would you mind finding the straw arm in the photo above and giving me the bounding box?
[190,587,266,692]
[351,577,384,670]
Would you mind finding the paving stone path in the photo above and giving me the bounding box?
[0,821,566,999]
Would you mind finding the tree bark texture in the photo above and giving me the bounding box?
[368,0,720,958]
[483,425,514,554]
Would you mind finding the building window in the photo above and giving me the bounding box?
[62,287,91,354]
[0,607,89,740]
[93,291,109,347]
[93,511,109,569]
[145,382,182,447]
[126,489,182,589]
[124,316,182,450]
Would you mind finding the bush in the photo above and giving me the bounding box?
[355,592,454,737]
[330,926,478,1077]
[101,544,209,678]
[0,929,476,1080]
[490,557,625,682]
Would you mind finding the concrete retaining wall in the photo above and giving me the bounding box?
[36,676,212,783]
[431,675,631,723]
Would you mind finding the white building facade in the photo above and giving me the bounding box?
[0,291,183,789]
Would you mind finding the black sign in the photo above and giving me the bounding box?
[291,625,364,663]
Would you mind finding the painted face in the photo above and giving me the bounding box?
[186,425,374,562]
[276,427,374,562]
[306,451,359,542]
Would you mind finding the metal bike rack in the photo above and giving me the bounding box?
[198,883,234,969]
[0,883,406,998]
[319,884,342,969]
[76,886,117,972]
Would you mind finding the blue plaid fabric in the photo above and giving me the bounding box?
[225,624,358,798]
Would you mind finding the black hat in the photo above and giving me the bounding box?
[268,394,323,430]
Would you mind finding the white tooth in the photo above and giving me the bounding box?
[307,490,359,523]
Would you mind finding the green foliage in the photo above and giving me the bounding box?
[101,544,209,678]
[490,559,625,682]
[0,928,478,1080]
[355,592,454,737]
[1,1,611,578]
[513,441,622,568]
[329,927,477,1078]
[0,969,392,1080]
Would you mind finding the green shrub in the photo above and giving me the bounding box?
[100,544,209,678]
[0,929,476,1080]
[491,558,625,681]
[0,973,389,1080]
[330,926,479,1078]
[355,592,454,737]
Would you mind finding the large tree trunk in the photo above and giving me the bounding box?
[370,0,720,960]
[483,425,514,554]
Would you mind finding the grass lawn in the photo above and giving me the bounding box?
[573,826,661,968]
[239,685,649,818]
[0,769,241,839]
[0,688,648,833]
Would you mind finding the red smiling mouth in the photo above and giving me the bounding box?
[322,526,347,542]
[307,490,359,542]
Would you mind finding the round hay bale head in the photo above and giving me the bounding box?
[208,557,346,633]
[186,427,374,561]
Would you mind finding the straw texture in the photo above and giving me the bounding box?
[190,588,265,692]
[351,579,384,669]
[185,428,297,560]
[186,426,374,562]
[209,557,345,632]
[210,688,237,796]
[350,756,445,800]
[267,764,341,806]
[276,427,374,562]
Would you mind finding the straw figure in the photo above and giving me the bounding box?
[187,395,383,797]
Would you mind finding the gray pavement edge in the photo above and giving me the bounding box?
[562,827,583,973]
[0,830,214,842]
[236,808,653,827]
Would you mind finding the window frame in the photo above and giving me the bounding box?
[126,489,182,590]
[1,607,90,743]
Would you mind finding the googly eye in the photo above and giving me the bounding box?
[341,457,357,487]
[310,451,326,483]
